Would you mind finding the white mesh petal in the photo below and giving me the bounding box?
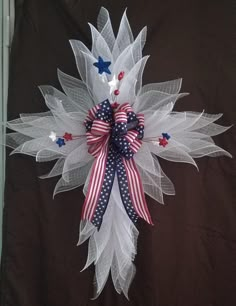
[5,132,33,149]
[97,7,116,51]
[134,142,162,177]
[134,91,188,113]
[112,9,134,60]
[69,39,94,84]
[53,160,93,197]
[89,23,113,67]
[112,27,147,78]
[57,69,95,112]
[79,175,138,299]
[117,56,149,104]
[138,78,183,96]
[39,158,65,179]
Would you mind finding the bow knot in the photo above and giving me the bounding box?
[85,100,144,159]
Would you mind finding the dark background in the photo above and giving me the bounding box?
[0,0,236,305]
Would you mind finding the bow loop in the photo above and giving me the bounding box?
[113,109,128,136]
[91,119,111,135]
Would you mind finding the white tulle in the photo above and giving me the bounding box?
[2,6,232,299]
[78,175,138,299]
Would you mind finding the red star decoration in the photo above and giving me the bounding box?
[63,132,73,141]
[159,137,168,147]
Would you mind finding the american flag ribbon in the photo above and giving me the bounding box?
[81,100,153,228]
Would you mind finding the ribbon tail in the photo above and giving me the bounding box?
[82,143,116,228]
[81,137,109,224]
[116,155,139,223]
[121,157,153,225]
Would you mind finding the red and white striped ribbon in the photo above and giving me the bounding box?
[82,136,109,221]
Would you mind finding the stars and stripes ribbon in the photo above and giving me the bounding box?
[82,99,153,228]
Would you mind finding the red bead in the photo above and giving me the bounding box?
[114,89,120,96]
[63,132,73,141]
[118,71,125,81]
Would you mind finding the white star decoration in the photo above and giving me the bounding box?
[49,131,57,141]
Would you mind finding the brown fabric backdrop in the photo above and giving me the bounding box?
[1,0,236,305]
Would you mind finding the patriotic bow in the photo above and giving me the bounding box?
[82,99,153,228]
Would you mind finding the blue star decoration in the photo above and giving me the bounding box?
[162,133,171,140]
[93,56,111,75]
[56,137,66,147]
